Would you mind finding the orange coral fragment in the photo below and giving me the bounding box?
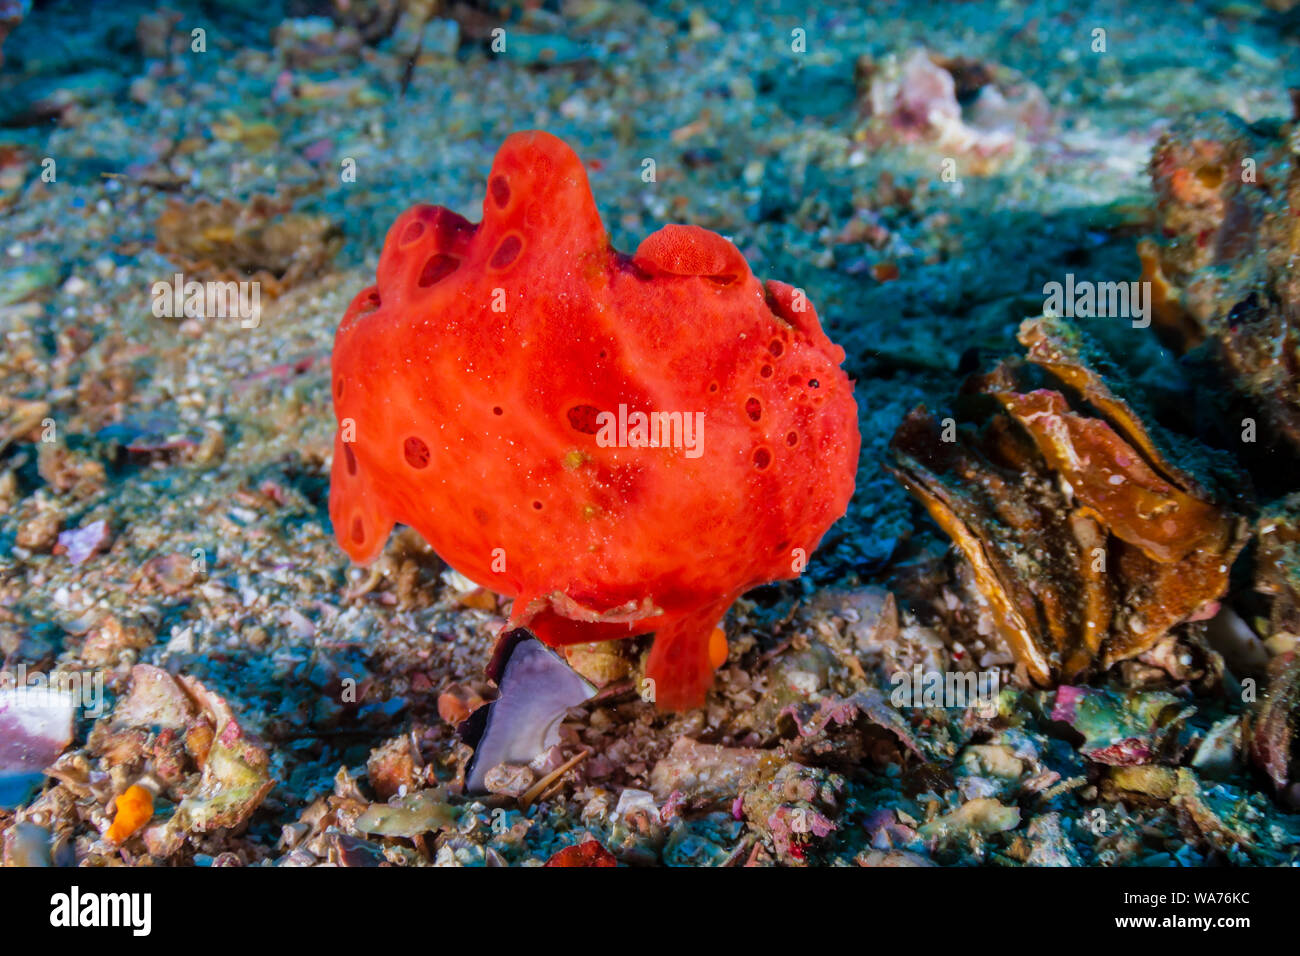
[105,784,154,844]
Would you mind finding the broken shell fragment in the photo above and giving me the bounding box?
[483,763,535,798]
[353,788,457,838]
[55,519,110,566]
[111,664,196,730]
[917,797,1019,848]
[649,737,768,807]
[1050,686,1193,766]
[3,821,54,867]
[0,685,76,809]
[458,629,596,794]
[169,675,275,833]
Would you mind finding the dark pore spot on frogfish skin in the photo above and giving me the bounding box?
[490,175,511,209]
[567,404,602,435]
[490,234,523,269]
[403,436,430,469]
[753,447,771,469]
[745,397,762,421]
[344,442,357,476]
[418,254,459,287]
[351,516,364,544]
[401,221,426,246]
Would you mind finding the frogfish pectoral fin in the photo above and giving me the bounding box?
[328,429,395,565]
[644,600,733,712]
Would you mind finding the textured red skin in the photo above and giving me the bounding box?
[544,841,618,867]
[329,130,860,710]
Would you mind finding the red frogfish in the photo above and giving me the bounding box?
[329,130,859,710]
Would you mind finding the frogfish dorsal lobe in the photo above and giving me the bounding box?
[329,129,860,710]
